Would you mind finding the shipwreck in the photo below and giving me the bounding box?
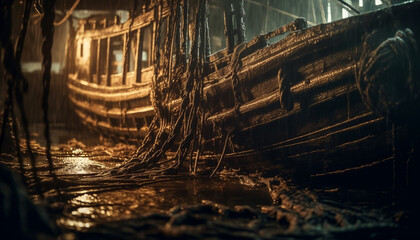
[67,0,420,188]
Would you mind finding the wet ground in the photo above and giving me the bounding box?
[0,126,416,239]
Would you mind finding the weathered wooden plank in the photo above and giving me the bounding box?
[68,80,151,102]
[69,95,154,119]
[73,109,148,138]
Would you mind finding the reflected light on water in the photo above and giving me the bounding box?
[58,219,92,229]
[54,155,271,231]
[71,193,99,204]
[59,188,166,230]
[57,149,106,174]
[71,207,94,216]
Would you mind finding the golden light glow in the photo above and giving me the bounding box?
[57,149,106,174]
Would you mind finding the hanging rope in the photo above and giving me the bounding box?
[40,0,60,195]
[122,0,138,86]
[0,0,18,152]
[0,85,12,153]
[0,0,43,198]
[1,0,33,149]
[10,101,26,183]
[111,0,210,177]
[210,130,232,178]
[53,0,80,26]
[182,0,189,64]
[11,0,34,184]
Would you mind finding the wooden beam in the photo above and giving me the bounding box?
[67,81,151,102]
[122,32,127,85]
[135,29,141,83]
[95,39,100,84]
[233,0,246,44]
[223,0,234,53]
[106,37,111,86]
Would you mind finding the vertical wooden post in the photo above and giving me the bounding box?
[176,1,182,55]
[204,0,211,59]
[183,0,189,64]
[199,0,208,61]
[233,0,246,44]
[96,39,100,84]
[135,29,141,83]
[136,28,142,83]
[122,32,127,85]
[223,0,234,53]
[151,20,156,68]
[66,16,76,75]
[89,40,95,83]
[106,37,111,86]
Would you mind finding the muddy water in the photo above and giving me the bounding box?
[13,138,273,231]
[50,150,272,231]
[56,177,272,230]
[1,127,409,239]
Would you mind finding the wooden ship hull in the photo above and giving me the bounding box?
[199,3,420,180]
[68,1,420,180]
[67,7,159,141]
[68,75,154,140]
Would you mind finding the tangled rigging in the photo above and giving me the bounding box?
[111,0,210,178]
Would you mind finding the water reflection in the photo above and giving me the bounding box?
[13,137,271,231]
[57,219,92,229]
[72,207,94,216]
[57,149,106,174]
[40,143,273,231]
[0,135,397,238]
[71,193,99,204]
[57,179,271,230]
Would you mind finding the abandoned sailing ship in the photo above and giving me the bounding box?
[67,0,420,182]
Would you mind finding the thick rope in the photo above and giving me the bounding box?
[41,0,60,195]
[11,0,34,184]
[113,0,209,177]
[10,100,26,183]
[1,0,32,149]
[210,131,232,178]
[0,0,43,198]
[122,0,138,86]
[53,0,80,26]
[0,83,12,152]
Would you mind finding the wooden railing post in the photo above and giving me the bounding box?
[135,29,141,83]
[106,37,111,86]
[96,39,100,84]
[224,0,247,53]
[223,0,234,53]
[233,0,246,44]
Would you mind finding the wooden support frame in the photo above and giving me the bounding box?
[95,38,101,84]
[106,37,111,86]
[134,29,141,83]
[223,0,247,52]
[183,0,189,64]
[135,27,142,83]
[233,0,246,44]
[122,32,128,85]
[223,0,234,53]
[89,39,98,83]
